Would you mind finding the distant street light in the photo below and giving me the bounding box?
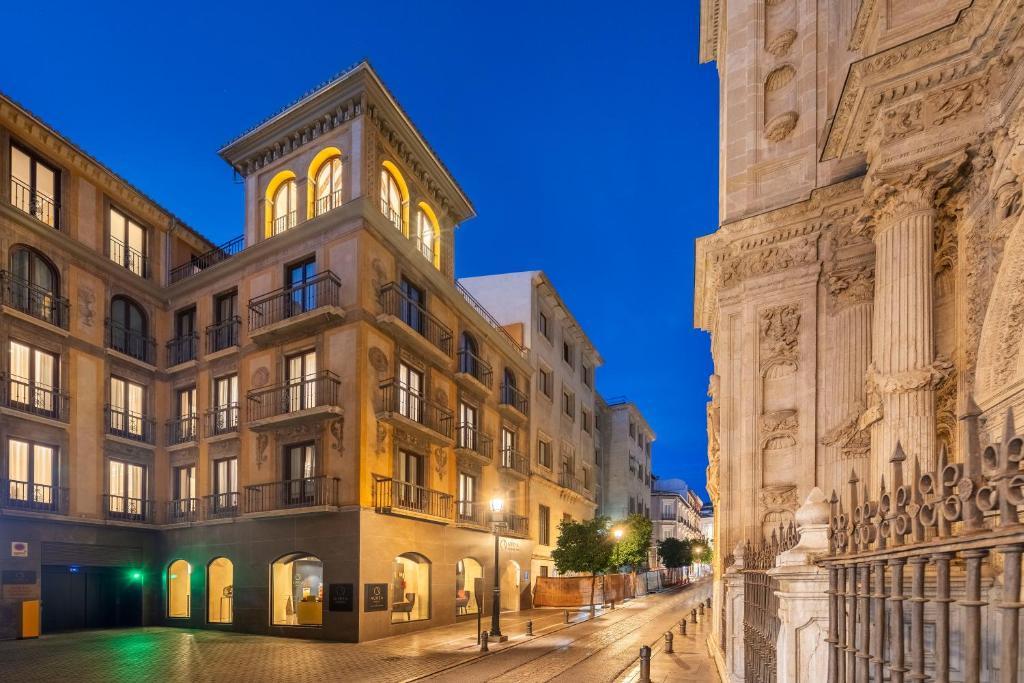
[613,528,624,540]
[489,497,508,641]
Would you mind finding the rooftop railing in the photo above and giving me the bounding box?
[455,282,526,356]
[168,235,245,284]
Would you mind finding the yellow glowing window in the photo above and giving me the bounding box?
[314,157,343,216]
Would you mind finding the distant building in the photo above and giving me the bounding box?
[596,398,654,521]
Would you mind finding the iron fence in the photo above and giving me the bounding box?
[105,318,156,364]
[456,425,493,460]
[248,271,341,331]
[168,234,244,284]
[500,382,529,416]
[373,474,453,520]
[206,316,241,352]
[378,379,452,439]
[1,373,70,421]
[743,524,797,683]
[244,476,339,512]
[247,371,340,422]
[1,480,69,514]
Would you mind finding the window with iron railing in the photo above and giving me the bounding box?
[109,207,148,277]
[10,144,60,229]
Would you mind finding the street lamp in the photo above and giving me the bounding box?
[488,497,508,642]
[613,528,624,540]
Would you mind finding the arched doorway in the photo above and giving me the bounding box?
[207,557,233,624]
[167,559,191,618]
[455,557,483,615]
[500,560,520,612]
[391,552,431,623]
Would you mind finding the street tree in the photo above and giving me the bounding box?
[551,515,613,614]
[608,514,653,572]
[657,537,691,569]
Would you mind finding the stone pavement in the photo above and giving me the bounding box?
[615,595,720,683]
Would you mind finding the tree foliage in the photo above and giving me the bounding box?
[608,514,654,571]
[657,537,691,569]
[551,516,614,613]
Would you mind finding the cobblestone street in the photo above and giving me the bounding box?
[0,581,714,683]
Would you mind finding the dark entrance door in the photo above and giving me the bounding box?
[41,565,142,632]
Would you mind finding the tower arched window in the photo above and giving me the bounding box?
[416,207,438,267]
[313,157,343,216]
[271,179,298,235]
[380,167,404,231]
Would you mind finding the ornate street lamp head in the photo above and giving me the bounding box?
[613,528,624,539]
[489,497,504,513]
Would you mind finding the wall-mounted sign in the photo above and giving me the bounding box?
[364,583,388,612]
[499,538,521,553]
[329,583,354,612]
[2,570,36,585]
[10,541,28,558]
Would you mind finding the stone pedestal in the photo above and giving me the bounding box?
[723,543,746,683]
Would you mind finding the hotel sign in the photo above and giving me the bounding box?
[329,583,354,612]
[499,537,521,553]
[364,583,388,612]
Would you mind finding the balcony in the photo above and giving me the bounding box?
[455,499,487,528]
[206,316,241,354]
[246,371,341,430]
[499,448,530,478]
[455,425,492,462]
[455,349,492,392]
[499,383,529,420]
[377,283,452,363]
[315,189,344,217]
[380,198,402,231]
[377,379,453,442]
[1,481,69,515]
[104,405,156,445]
[105,319,156,365]
[505,513,530,539]
[205,404,240,438]
[168,235,244,284]
[0,271,69,330]
[109,236,148,278]
[1,374,70,422]
[166,415,198,447]
[559,471,587,498]
[103,494,155,523]
[248,271,343,344]
[373,475,452,522]
[10,176,60,229]
[203,492,240,519]
[270,211,298,237]
[245,476,339,513]
[455,282,527,357]
[167,333,198,367]
[166,498,200,524]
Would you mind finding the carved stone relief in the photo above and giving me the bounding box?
[330,418,343,455]
[252,367,270,389]
[256,433,269,469]
[719,236,817,289]
[369,347,389,374]
[759,304,801,362]
[77,287,95,327]
[433,446,448,479]
[825,265,874,314]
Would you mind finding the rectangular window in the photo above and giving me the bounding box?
[629,421,636,437]
[562,340,574,367]
[539,367,553,399]
[109,206,147,276]
[8,340,59,416]
[212,456,239,513]
[170,307,197,365]
[398,362,423,422]
[583,468,590,491]
[582,409,591,434]
[10,143,59,227]
[538,504,551,545]
[458,472,476,519]
[108,459,146,518]
[173,386,197,442]
[458,401,478,451]
[629,497,635,514]
[537,439,552,469]
[172,465,196,516]
[211,290,239,351]
[286,350,317,412]
[538,311,549,340]
[397,450,425,511]
[110,376,146,439]
[213,375,239,433]
[284,442,316,504]
[501,427,516,468]
[400,277,425,333]
[539,565,549,578]
[582,364,592,388]
[5,438,56,508]
[286,258,317,314]
[562,390,575,420]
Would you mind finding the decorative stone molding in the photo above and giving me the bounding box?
[766,29,797,58]
[760,484,798,512]
[719,236,817,289]
[824,265,873,313]
[251,367,270,389]
[865,357,954,395]
[433,446,448,479]
[330,418,343,455]
[76,287,95,327]
[821,410,870,459]
[759,304,800,361]
[368,346,389,374]
[256,433,269,469]
[765,111,799,142]
[393,428,427,451]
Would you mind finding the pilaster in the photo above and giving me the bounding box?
[723,542,746,683]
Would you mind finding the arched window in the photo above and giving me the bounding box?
[9,246,61,326]
[455,557,483,616]
[416,203,440,269]
[313,156,343,216]
[167,559,191,618]
[207,557,233,624]
[271,179,298,235]
[392,552,430,623]
[380,164,405,232]
[271,553,322,626]
[109,296,150,361]
[459,332,479,375]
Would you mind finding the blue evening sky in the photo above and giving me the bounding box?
[4,1,719,500]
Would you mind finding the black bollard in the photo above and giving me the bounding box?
[665,631,674,654]
[690,608,698,624]
[699,602,705,616]
[564,609,569,623]
[480,630,489,652]
[639,645,652,683]
[679,619,687,636]
[526,620,533,636]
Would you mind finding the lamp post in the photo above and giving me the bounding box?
[489,497,508,642]
[692,544,704,578]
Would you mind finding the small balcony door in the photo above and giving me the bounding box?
[400,278,424,333]
[213,375,239,433]
[398,450,424,511]
[213,457,238,512]
[110,377,145,439]
[398,363,422,422]
[6,438,56,509]
[212,290,238,349]
[285,443,316,505]
[172,465,196,518]
[286,351,317,412]
[176,386,197,441]
[457,472,476,520]
[10,144,58,227]
[8,340,58,416]
[458,402,478,451]
[108,460,146,518]
[287,259,316,315]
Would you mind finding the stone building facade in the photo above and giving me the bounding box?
[597,399,654,521]
[695,0,1024,668]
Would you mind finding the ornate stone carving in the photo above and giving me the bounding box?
[760,409,798,450]
[765,111,798,142]
[457,453,482,475]
[928,78,989,126]
[866,357,954,395]
[210,440,238,458]
[256,433,269,469]
[76,287,95,327]
[760,485,798,511]
[252,367,270,389]
[433,446,448,479]
[821,409,870,459]
[369,347,389,374]
[330,418,343,455]
[706,376,721,506]
[434,388,448,407]
[371,258,387,295]
[393,428,426,451]
[759,304,800,361]
[825,265,873,313]
[719,236,817,289]
[765,29,796,58]
[376,421,387,454]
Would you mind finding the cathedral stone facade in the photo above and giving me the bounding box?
[695,0,1024,664]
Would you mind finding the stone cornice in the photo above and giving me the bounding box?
[698,0,721,64]
[848,0,880,52]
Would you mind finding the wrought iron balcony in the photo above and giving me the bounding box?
[378,282,452,357]
[270,211,298,236]
[380,198,402,231]
[499,448,530,478]
[166,498,200,523]
[455,282,526,356]
[456,349,493,388]
[166,415,198,446]
[206,316,241,353]
[314,189,344,217]
[378,379,452,440]
[1,480,69,514]
[1,374,70,422]
[455,425,492,461]
[0,270,69,329]
[559,471,586,497]
[103,494,155,523]
[109,236,148,278]
[373,475,452,521]
[205,403,240,437]
[246,371,341,427]
[10,176,60,229]
[203,492,240,519]
[168,235,244,284]
[104,405,156,444]
[167,333,198,366]
[105,319,156,364]
[244,476,339,513]
[456,499,486,527]
[500,382,529,417]
[248,271,343,342]
[505,512,530,539]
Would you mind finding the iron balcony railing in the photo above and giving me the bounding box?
[380,198,402,230]
[205,403,239,436]
[104,405,156,444]
[166,415,198,445]
[373,475,452,520]
[167,333,198,366]
[456,425,493,460]
[103,494,154,522]
[1,480,69,514]
[105,319,156,364]
[500,382,529,416]
[168,235,245,284]
[455,281,526,355]
[166,498,200,523]
[206,316,241,353]
[247,371,340,422]
[379,379,453,439]
[559,471,586,496]
[109,236,148,278]
[248,271,342,331]
[0,270,69,328]
[314,189,344,217]
[203,492,239,519]
[499,448,530,477]
[10,176,60,229]
[270,211,298,236]
[1,374,70,422]
[506,513,530,538]
[456,499,485,526]
[244,476,339,513]
[457,349,493,387]
[378,282,452,356]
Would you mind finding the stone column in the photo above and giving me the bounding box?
[769,488,831,683]
[722,543,746,683]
